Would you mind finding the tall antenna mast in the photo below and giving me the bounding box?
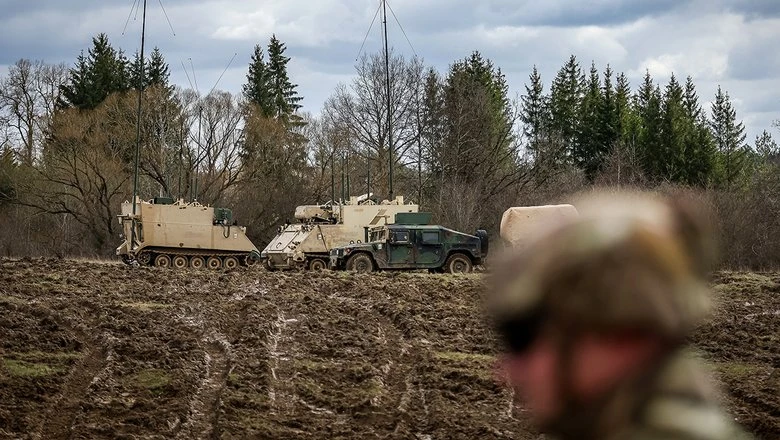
[382,0,393,200]
[130,0,147,250]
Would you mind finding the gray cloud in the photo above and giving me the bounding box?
[0,0,777,142]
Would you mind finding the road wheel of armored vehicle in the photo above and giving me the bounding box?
[223,256,239,270]
[172,255,188,269]
[308,258,328,271]
[445,253,472,274]
[346,253,374,274]
[137,251,152,266]
[154,254,171,268]
[190,256,205,269]
[207,257,222,269]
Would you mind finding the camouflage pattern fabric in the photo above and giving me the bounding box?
[547,351,754,440]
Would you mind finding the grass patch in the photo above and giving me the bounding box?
[434,351,495,363]
[712,362,764,379]
[121,302,170,311]
[2,359,63,378]
[9,351,81,363]
[127,369,170,392]
[433,351,496,382]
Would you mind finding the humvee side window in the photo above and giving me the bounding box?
[370,229,387,242]
[421,231,440,244]
[392,231,410,243]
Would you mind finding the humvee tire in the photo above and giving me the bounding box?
[445,253,472,274]
[346,253,374,274]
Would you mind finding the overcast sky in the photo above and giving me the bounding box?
[1,0,778,142]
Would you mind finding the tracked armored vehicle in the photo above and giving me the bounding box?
[261,195,419,270]
[116,197,261,268]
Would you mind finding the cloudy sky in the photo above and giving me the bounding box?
[1,0,778,141]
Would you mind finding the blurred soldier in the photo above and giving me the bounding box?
[490,191,753,440]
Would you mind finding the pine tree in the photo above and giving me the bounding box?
[660,74,687,181]
[599,65,619,154]
[267,35,303,121]
[635,71,663,180]
[519,65,549,159]
[755,130,778,159]
[680,76,715,185]
[58,52,93,109]
[710,86,747,188]
[615,72,637,143]
[549,55,583,162]
[442,51,515,185]
[576,61,603,179]
[242,44,274,116]
[0,146,17,205]
[59,33,129,109]
[129,51,144,90]
[145,48,172,92]
[421,68,446,174]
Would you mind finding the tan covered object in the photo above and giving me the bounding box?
[499,204,579,250]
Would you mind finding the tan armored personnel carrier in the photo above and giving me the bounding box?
[261,195,419,270]
[116,197,261,268]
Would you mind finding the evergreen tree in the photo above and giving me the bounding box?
[549,55,583,162]
[576,61,603,179]
[635,71,663,180]
[421,68,446,174]
[519,65,549,159]
[615,72,638,144]
[0,146,17,205]
[441,51,515,185]
[660,74,687,181]
[58,52,93,109]
[243,44,274,116]
[710,86,747,188]
[145,48,173,93]
[755,130,778,159]
[129,51,144,90]
[598,65,619,155]
[680,76,715,185]
[59,33,129,109]
[267,35,303,121]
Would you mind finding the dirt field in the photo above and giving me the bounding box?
[0,259,777,439]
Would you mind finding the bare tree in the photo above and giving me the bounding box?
[0,59,67,165]
[323,51,424,198]
[20,97,131,254]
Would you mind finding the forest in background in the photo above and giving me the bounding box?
[1,34,778,268]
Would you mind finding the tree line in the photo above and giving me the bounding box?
[0,34,778,268]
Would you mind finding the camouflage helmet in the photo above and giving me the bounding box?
[491,190,715,350]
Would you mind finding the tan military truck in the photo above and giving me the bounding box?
[116,197,261,268]
[261,195,419,270]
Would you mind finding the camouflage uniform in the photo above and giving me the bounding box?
[491,191,753,440]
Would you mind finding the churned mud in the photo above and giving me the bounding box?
[0,258,776,439]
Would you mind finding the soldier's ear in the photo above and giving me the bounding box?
[666,193,717,276]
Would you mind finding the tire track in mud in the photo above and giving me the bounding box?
[174,280,261,440]
[326,290,421,432]
[266,311,298,414]
[34,326,114,440]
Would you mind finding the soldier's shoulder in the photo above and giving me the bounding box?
[613,353,755,440]
[632,394,755,440]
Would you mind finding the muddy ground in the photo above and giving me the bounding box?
[0,259,776,439]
